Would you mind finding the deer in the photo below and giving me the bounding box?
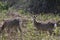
[0,18,23,40]
[32,15,58,35]
[0,19,22,33]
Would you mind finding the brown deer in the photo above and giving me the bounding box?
[0,19,22,33]
[32,15,57,35]
[0,18,23,40]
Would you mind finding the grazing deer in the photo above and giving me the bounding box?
[0,18,23,40]
[0,19,22,33]
[32,15,57,35]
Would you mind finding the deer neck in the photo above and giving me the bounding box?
[33,18,37,24]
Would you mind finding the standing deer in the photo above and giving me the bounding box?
[32,15,57,35]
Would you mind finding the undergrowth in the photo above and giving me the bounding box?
[0,10,60,40]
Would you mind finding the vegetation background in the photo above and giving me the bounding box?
[0,0,60,40]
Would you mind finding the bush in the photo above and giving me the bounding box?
[0,2,8,11]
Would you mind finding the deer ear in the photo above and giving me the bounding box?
[33,15,37,17]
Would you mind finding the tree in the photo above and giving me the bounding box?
[28,0,60,14]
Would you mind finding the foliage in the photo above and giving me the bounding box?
[0,0,60,40]
[0,10,60,40]
[0,2,8,12]
[28,0,60,14]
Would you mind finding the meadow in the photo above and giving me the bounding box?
[0,10,60,40]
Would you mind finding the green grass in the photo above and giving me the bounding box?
[0,10,60,40]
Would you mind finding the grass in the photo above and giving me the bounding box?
[0,10,60,40]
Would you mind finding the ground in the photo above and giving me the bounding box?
[0,10,60,40]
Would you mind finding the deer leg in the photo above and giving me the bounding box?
[18,25,24,40]
[18,26,22,32]
[14,26,18,32]
[0,24,6,33]
[7,27,10,33]
[49,30,53,35]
